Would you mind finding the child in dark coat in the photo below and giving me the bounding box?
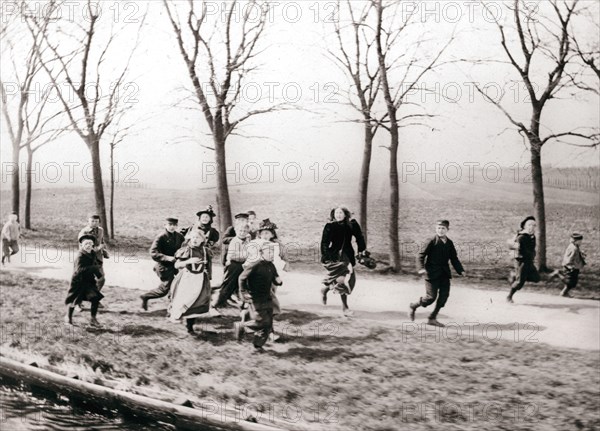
[507,216,540,303]
[320,206,366,317]
[65,235,104,326]
[236,240,282,350]
[409,220,465,327]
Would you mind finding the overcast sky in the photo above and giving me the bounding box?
[1,0,598,189]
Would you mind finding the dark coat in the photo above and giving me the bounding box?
[320,219,366,266]
[65,251,104,305]
[150,230,185,273]
[417,236,464,281]
[515,232,536,262]
[239,261,281,303]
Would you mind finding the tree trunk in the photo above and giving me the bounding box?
[109,145,115,239]
[25,146,33,229]
[388,119,400,271]
[375,0,401,272]
[11,144,20,218]
[530,141,547,271]
[88,136,109,235]
[213,128,232,233]
[358,125,373,241]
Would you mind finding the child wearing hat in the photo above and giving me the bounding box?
[168,230,212,335]
[507,216,540,303]
[141,217,185,310]
[221,212,250,265]
[1,212,20,265]
[213,216,251,309]
[244,219,287,342]
[78,215,109,292]
[550,233,587,297]
[65,235,104,326]
[409,220,465,327]
[181,206,220,281]
[236,240,283,350]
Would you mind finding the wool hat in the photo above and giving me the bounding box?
[165,217,179,224]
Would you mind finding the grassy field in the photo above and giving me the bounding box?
[3,179,598,295]
[1,271,599,431]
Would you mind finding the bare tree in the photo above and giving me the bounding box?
[26,0,145,235]
[475,0,598,270]
[0,1,55,220]
[163,0,287,232]
[22,105,65,229]
[329,0,383,239]
[374,0,453,271]
[570,4,600,90]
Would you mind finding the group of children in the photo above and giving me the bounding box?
[138,208,286,350]
[0,209,589,345]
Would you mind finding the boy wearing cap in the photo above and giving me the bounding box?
[65,235,104,326]
[141,217,185,310]
[78,215,109,292]
[507,216,540,303]
[213,217,251,309]
[1,212,20,265]
[550,233,587,297]
[236,240,283,350]
[221,212,250,264]
[409,220,465,327]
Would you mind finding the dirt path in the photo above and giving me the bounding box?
[2,248,598,350]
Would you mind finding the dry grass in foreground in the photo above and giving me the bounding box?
[1,271,599,430]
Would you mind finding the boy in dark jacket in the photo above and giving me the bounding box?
[409,220,465,327]
[141,217,185,310]
[235,240,282,350]
[507,216,540,303]
[65,235,104,326]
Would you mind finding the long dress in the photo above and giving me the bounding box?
[168,245,211,322]
[320,220,365,296]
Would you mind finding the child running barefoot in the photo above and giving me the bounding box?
[65,235,104,326]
